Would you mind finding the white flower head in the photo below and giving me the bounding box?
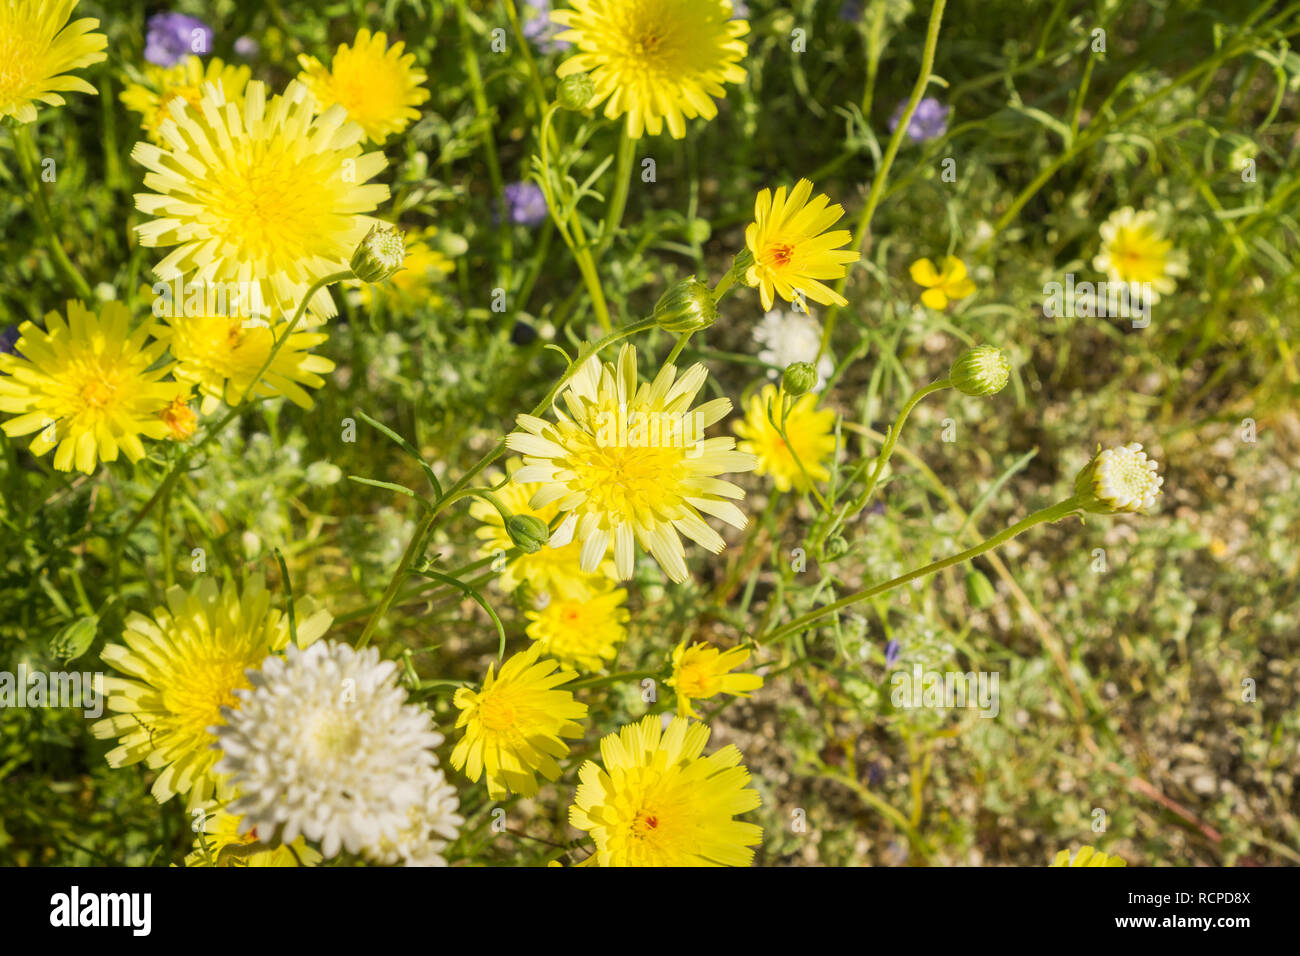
[364,766,464,867]
[752,309,834,390]
[213,640,445,859]
[1074,442,1164,514]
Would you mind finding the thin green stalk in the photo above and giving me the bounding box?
[454,0,512,281]
[596,129,636,256]
[819,0,947,359]
[12,124,92,300]
[850,378,950,516]
[760,498,1081,645]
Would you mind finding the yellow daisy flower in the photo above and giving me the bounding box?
[744,178,859,311]
[157,315,336,416]
[734,384,836,493]
[569,714,762,866]
[666,639,763,718]
[186,804,321,867]
[552,0,749,139]
[158,395,197,440]
[471,460,615,600]
[450,644,588,800]
[909,255,976,310]
[525,581,630,671]
[297,28,429,144]
[132,80,390,324]
[0,0,107,124]
[0,301,188,474]
[91,577,331,810]
[505,344,756,584]
[1093,206,1186,301]
[1050,845,1127,867]
[120,55,251,144]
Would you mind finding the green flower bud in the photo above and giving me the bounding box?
[49,614,99,663]
[505,514,550,554]
[350,225,406,283]
[824,535,849,559]
[654,276,717,334]
[781,361,819,396]
[1073,442,1164,514]
[557,74,595,111]
[949,345,1010,396]
[964,569,996,610]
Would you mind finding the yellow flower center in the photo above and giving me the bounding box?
[675,661,716,698]
[80,378,117,409]
[1108,226,1169,283]
[479,690,519,733]
[574,443,683,520]
[764,242,794,268]
[306,710,363,759]
[161,649,255,748]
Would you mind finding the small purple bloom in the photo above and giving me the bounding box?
[839,1,865,21]
[233,36,259,60]
[502,181,548,228]
[867,762,885,787]
[731,1,750,18]
[522,0,570,54]
[889,97,950,143]
[145,12,213,67]
[0,326,20,357]
[884,639,901,668]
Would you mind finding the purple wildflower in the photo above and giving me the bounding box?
[233,36,259,60]
[889,97,950,143]
[502,181,548,228]
[145,12,213,67]
[0,326,19,357]
[522,0,570,54]
[884,639,901,668]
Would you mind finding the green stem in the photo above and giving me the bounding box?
[596,129,636,256]
[760,498,1081,645]
[819,0,947,360]
[852,378,950,515]
[12,124,92,300]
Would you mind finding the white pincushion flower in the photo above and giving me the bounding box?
[1073,442,1164,514]
[752,309,834,390]
[213,640,444,859]
[364,766,464,867]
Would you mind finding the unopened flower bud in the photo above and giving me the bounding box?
[350,225,406,283]
[949,345,1010,396]
[781,361,818,396]
[1073,442,1164,514]
[506,514,550,554]
[557,74,595,111]
[654,276,717,334]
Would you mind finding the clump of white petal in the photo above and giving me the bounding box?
[752,309,833,391]
[364,766,464,867]
[213,640,448,860]
[1076,442,1164,513]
